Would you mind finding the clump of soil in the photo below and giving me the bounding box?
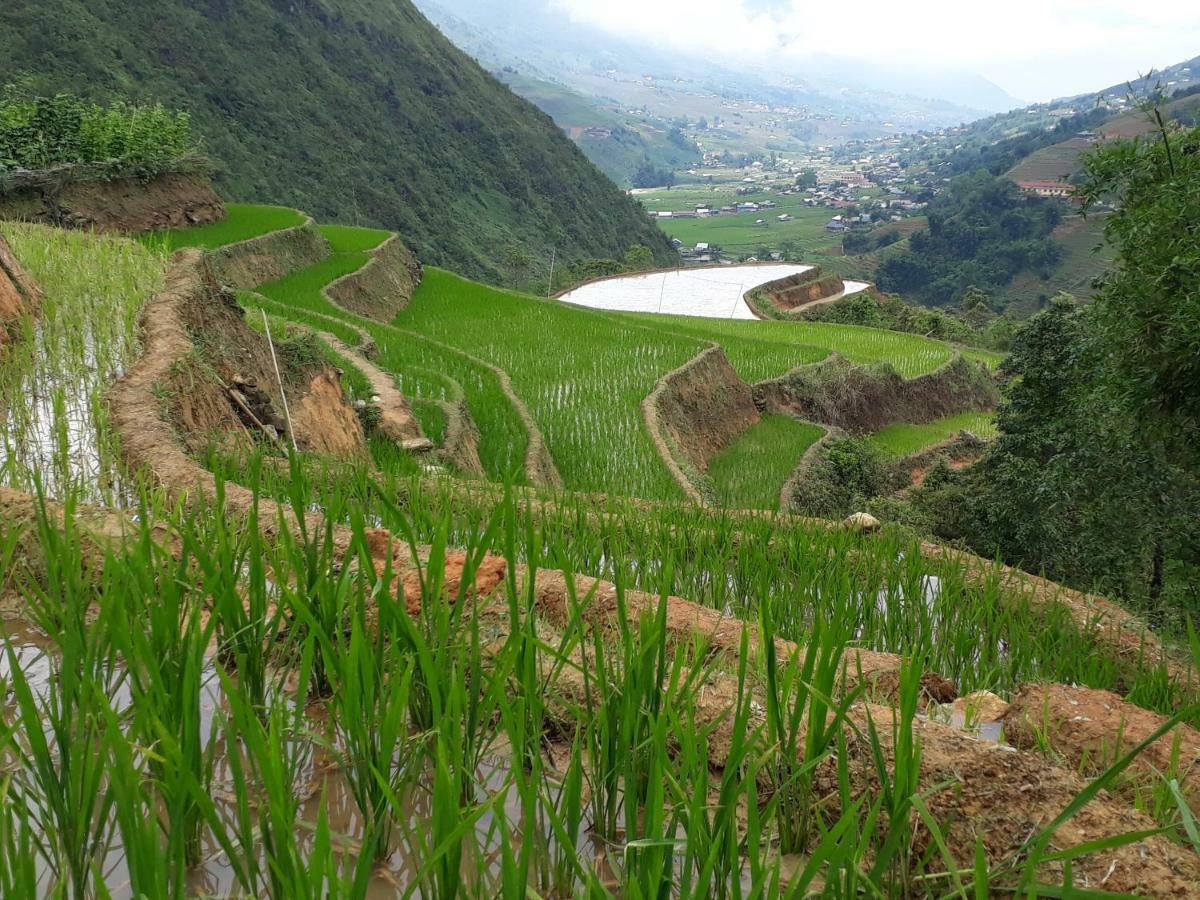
[755,353,998,433]
[290,369,367,459]
[0,172,224,234]
[1003,682,1200,800]
[0,231,41,344]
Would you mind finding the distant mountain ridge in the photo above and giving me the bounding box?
[0,0,675,283]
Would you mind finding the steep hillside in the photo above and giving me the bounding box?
[0,0,674,283]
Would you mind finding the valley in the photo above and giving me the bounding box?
[0,6,1198,899]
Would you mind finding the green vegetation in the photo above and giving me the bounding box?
[319,223,391,254]
[876,171,1063,307]
[2,466,1195,896]
[0,90,197,177]
[707,415,823,509]
[399,269,699,498]
[147,203,304,251]
[0,0,673,284]
[627,311,986,380]
[495,70,701,187]
[0,223,164,503]
[867,411,997,458]
[902,118,1200,625]
[654,203,838,257]
[805,287,1021,352]
[995,214,1114,314]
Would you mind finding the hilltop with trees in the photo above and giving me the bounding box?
[0,0,674,285]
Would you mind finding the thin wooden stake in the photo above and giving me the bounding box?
[261,310,298,452]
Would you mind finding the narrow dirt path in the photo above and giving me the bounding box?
[317,331,432,452]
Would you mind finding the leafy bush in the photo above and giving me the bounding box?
[789,437,890,517]
[0,90,198,176]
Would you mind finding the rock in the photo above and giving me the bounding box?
[843,511,881,533]
[951,690,1010,726]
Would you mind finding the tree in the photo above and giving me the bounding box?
[1079,111,1200,459]
[901,102,1200,613]
[623,244,653,271]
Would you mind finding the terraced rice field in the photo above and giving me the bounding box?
[0,224,164,503]
[707,415,824,509]
[398,269,701,498]
[867,411,999,457]
[144,203,305,251]
[4,205,1199,899]
[626,312,981,381]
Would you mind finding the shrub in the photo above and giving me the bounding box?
[0,90,198,177]
[790,437,890,517]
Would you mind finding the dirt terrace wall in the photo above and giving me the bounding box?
[755,353,999,433]
[0,172,224,234]
[1003,683,1200,802]
[644,345,759,502]
[207,215,330,291]
[323,234,422,322]
[0,231,41,344]
[747,266,845,316]
[108,251,365,525]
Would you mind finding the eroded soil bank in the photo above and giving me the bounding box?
[0,231,40,344]
[0,172,225,233]
[755,353,999,433]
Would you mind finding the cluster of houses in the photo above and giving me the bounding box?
[651,198,781,220]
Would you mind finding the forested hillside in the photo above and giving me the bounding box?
[876,172,1062,307]
[0,0,674,283]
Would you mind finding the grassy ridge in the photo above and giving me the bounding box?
[708,415,824,509]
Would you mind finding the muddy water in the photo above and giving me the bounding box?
[0,618,613,897]
[0,320,137,506]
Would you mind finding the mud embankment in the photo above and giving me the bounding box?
[5,485,1198,896]
[644,344,759,502]
[755,353,999,433]
[0,172,224,234]
[526,570,1200,899]
[318,331,431,451]
[323,235,422,322]
[207,215,330,291]
[0,232,42,344]
[1003,682,1200,802]
[107,250,366,539]
[746,266,845,318]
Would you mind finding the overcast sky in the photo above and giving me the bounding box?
[551,0,1199,102]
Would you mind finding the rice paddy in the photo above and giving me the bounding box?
[3,205,1195,898]
[867,411,999,458]
[145,203,305,251]
[707,415,824,509]
[0,223,165,503]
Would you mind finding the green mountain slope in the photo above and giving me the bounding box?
[0,0,674,283]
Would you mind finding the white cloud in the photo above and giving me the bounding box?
[549,0,1200,101]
